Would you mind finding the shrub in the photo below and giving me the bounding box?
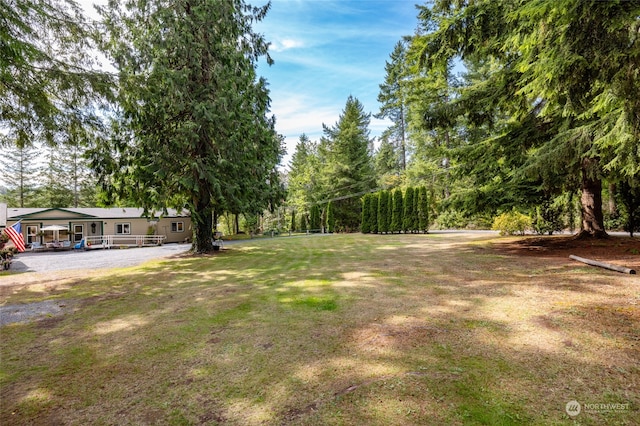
[492,211,532,236]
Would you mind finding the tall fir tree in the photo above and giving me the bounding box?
[320,96,376,231]
[377,40,409,171]
[96,0,284,252]
[287,134,320,223]
[0,143,40,207]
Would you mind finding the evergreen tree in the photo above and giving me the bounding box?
[619,179,640,237]
[97,0,283,252]
[361,194,371,233]
[310,204,321,232]
[1,0,111,148]
[403,187,415,233]
[37,145,73,207]
[378,190,390,234]
[326,201,335,233]
[409,0,640,238]
[320,96,376,231]
[0,143,40,207]
[287,134,320,223]
[369,192,379,234]
[390,188,403,233]
[374,131,402,188]
[290,209,296,232]
[418,186,429,233]
[377,40,408,171]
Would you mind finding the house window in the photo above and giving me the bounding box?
[171,221,184,232]
[26,225,38,244]
[115,223,131,235]
[74,225,84,242]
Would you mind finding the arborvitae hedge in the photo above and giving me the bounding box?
[369,192,378,233]
[361,195,371,234]
[378,190,390,234]
[360,187,429,234]
[391,188,403,233]
[403,186,415,233]
[310,204,321,232]
[418,186,429,232]
[326,201,335,232]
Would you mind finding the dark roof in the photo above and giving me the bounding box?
[7,207,190,220]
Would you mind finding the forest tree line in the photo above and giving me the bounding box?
[2,1,640,252]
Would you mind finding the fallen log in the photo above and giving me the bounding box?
[569,255,636,275]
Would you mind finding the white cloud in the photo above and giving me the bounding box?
[270,38,304,52]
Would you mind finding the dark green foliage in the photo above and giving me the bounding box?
[96,0,283,252]
[326,201,335,233]
[407,0,640,237]
[310,204,321,232]
[377,41,408,171]
[390,188,403,233]
[619,179,640,237]
[299,213,308,232]
[369,192,379,234]
[319,96,376,231]
[532,198,564,235]
[361,194,371,234]
[403,187,415,233]
[0,144,40,207]
[418,186,429,232]
[1,0,111,148]
[290,210,296,232]
[378,190,390,234]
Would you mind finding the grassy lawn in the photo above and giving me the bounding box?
[1,233,638,425]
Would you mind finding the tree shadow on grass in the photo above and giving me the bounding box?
[1,233,637,425]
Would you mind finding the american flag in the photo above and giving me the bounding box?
[4,221,25,252]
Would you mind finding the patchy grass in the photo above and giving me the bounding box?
[1,233,638,425]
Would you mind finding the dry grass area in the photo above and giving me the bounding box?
[0,232,638,425]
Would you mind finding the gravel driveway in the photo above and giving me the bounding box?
[7,243,192,274]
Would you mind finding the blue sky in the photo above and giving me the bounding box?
[254,1,419,166]
[80,0,420,167]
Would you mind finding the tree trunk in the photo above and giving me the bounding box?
[577,158,608,239]
[192,193,214,253]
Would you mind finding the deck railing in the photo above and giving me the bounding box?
[84,235,165,249]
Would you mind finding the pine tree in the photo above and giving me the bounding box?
[361,194,371,233]
[391,188,403,233]
[403,187,415,233]
[369,192,379,234]
[290,210,296,232]
[418,186,429,233]
[378,190,390,234]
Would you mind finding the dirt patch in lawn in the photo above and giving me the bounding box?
[491,235,640,271]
